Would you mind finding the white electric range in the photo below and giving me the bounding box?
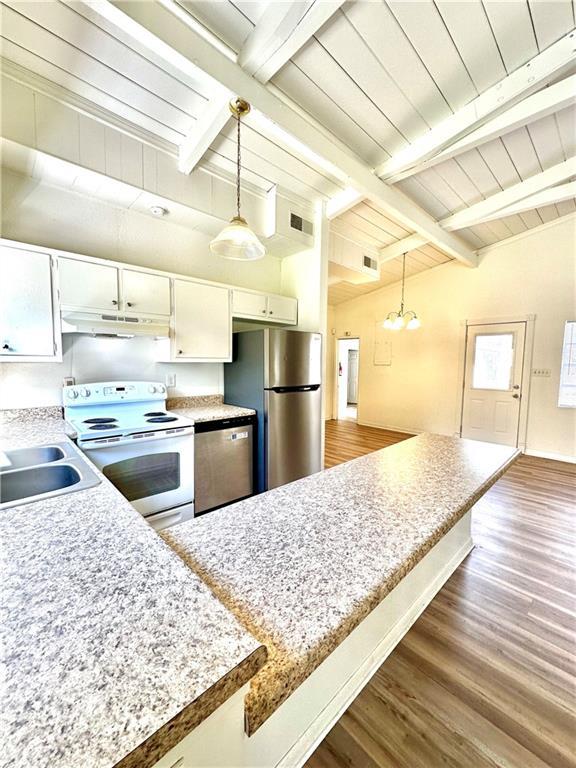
[64,381,195,530]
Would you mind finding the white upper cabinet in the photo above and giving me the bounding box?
[267,295,298,324]
[232,290,268,319]
[59,258,119,312]
[171,280,231,362]
[0,245,60,360]
[59,258,170,316]
[122,270,170,316]
[232,289,297,325]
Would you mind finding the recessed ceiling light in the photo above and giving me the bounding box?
[150,205,168,217]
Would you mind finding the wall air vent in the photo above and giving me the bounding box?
[290,212,313,236]
[363,254,378,271]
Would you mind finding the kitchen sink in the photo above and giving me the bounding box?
[0,442,101,509]
[0,444,74,471]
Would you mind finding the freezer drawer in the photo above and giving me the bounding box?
[194,421,254,514]
[266,386,322,489]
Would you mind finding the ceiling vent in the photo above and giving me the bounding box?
[363,254,378,271]
[290,212,313,236]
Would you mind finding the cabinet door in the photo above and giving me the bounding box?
[0,246,55,357]
[59,257,119,312]
[267,295,298,324]
[173,280,231,361]
[122,270,170,315]
[231,289,268,319]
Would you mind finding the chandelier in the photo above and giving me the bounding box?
[383,253,421,330]
[210,98,266,261]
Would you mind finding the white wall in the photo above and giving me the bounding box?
[330,216,576,461]
[0,168,284,408]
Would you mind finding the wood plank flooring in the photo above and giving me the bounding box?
[307,420,576,768]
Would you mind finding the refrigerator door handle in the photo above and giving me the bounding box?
[266,384,321,394]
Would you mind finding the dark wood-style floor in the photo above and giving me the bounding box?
[307,420,576,768]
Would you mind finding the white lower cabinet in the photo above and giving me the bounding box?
[171,280,231,362]
[0,245,61,361]
[232,289,297,324]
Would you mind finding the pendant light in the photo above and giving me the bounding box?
[383,253,421,331]
[210,98,266,261]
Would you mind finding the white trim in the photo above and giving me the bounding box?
[357,419,421,436]
[375,32,576,182]
[524,449,576,464]
[178,96,232,174]
[105,0,478,267]
[440,158,576,231]
[326,187,364,220]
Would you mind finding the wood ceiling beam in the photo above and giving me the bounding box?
[440,158,576,231]
[386,75,576,182]
[238,0,345,84]
[107,0,478,267]
[326,187,364,219]
[375,31,576,183]
[378,235,427,264]
[178,0,344,174]
[463,181,576,225]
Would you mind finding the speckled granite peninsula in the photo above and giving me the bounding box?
[163,433,520,734]
[0,409,265,768]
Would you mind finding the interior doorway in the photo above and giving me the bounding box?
[336,338,360,421]
[461,321,527,446]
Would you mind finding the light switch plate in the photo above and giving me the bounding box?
[532,368,551,377]
[165,373,176,388]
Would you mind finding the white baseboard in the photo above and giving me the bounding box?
[357,419,421,435]
[524,448,576,464]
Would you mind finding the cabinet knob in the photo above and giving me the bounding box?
[177,349,183,355]
[269,311,274,315]
[262,309,267,314]
[2,343,10,350]
[112,299,118,306]
[127,302,134,307]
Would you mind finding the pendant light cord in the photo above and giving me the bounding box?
[236,111,241,219]
[400,253,406,314]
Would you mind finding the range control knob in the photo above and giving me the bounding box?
[79,388,91,398]
[148,385,158,393]
[67,389,79,400]
[157,384,165,394]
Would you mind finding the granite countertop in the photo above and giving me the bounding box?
[0,411,266,768]
[163,433,520,735]
[167,397,255,423]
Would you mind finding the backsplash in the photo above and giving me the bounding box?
[0,335,223,409]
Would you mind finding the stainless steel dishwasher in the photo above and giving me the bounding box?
[194,415,255,515]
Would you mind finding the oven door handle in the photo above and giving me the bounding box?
[78,426,194,450]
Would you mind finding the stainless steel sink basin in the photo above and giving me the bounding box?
[0,442,101,509]
[0,444,74,471]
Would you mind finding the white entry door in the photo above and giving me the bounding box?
[461,322,526,446]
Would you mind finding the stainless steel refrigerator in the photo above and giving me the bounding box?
[224,329,322,492]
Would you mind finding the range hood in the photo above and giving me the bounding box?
[61,311,169,338]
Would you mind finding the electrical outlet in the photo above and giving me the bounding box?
[165,373,176,388]
[63,377,75,387]
[532,368,551,377]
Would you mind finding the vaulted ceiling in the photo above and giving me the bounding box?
[1,0,575,306]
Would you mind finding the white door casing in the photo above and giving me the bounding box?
[461,322,526,446]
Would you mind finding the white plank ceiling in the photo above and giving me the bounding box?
[0,0,575,307]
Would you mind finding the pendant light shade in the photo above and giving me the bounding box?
[210,99,266,261]
[382,254,421,331]
[209,216,266,261]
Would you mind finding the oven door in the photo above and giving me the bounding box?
[82,431,194,517]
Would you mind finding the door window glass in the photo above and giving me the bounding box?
[559,320,576,408]
[472,333,514,390]
[103,453,180,501]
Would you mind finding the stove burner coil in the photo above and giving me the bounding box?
[146,416,178,423]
